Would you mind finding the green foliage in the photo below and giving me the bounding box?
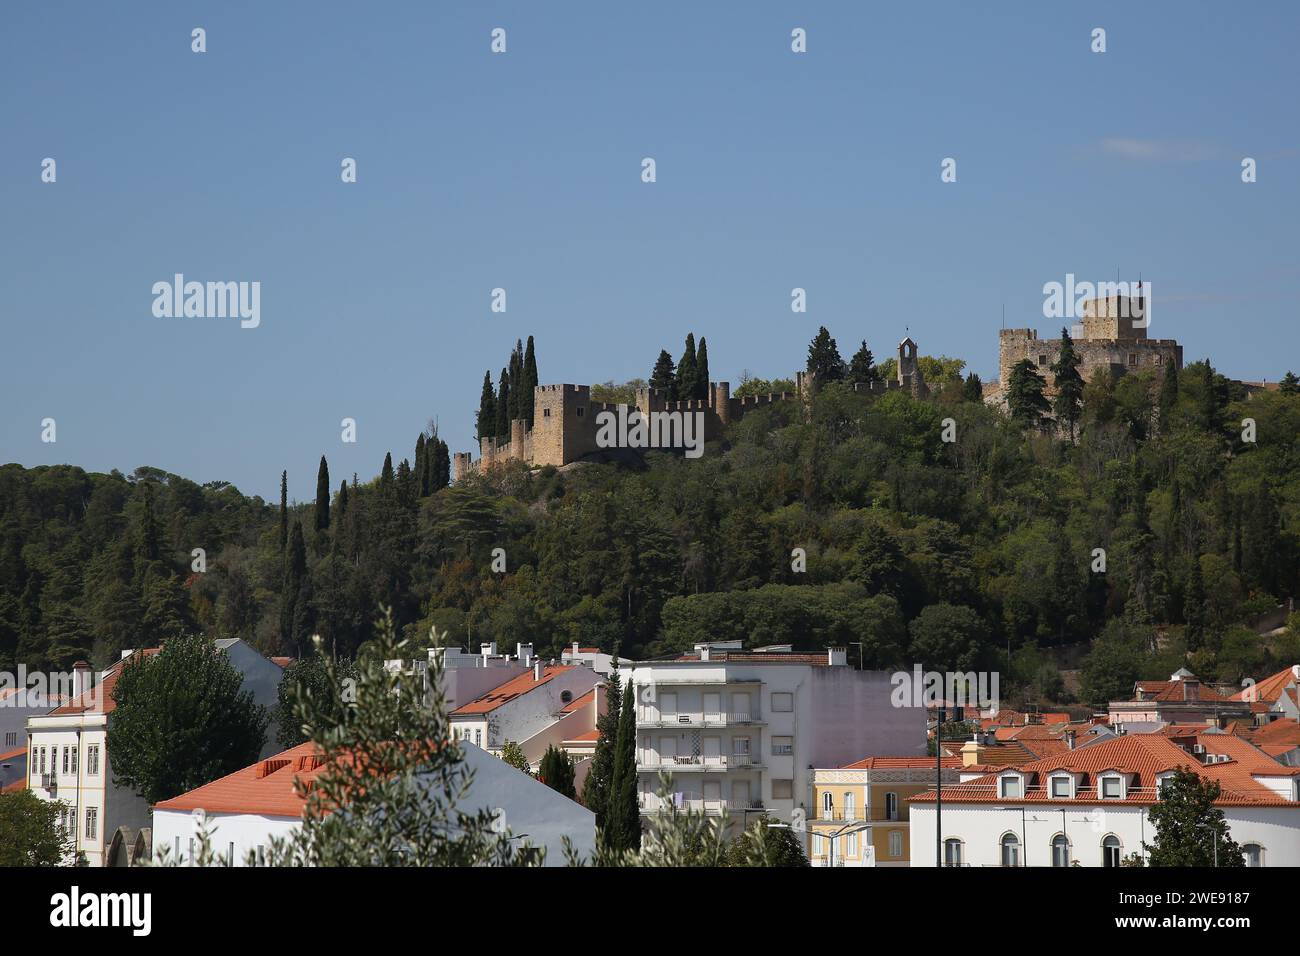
[1145,768,1245,867]
[1050,328,1085,440]
[807,326,845,383]
[538,743,577,799]
[603,679,641,853]
[582,672,620,826]
[0,791,79,866]
[649,350,676,398]
[722,814,810,867]
[107,635,270,805]
[499,740,530,774]
[275,653,359,749]
[1007,359,1050,429]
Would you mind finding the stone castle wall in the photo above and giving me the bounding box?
[454,336,928,479]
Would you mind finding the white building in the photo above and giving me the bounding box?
[621,643,927,829]
[910,732,1300,867]
[151,740,596,866]
[25,640,284,866]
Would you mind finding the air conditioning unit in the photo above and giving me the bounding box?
[1191,744,1205,755]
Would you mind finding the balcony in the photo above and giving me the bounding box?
[40,773,57,793]
[637,711,764,728]
[639,753,763,772]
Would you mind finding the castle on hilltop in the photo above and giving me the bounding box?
[453,336,929,479]
[994,291,1183,398]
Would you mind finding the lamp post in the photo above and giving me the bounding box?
[1197,822,1220,867]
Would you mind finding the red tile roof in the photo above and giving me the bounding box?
[560,688,596,714]
[1232,666,1299,704]
[912,734,1298,808]
[839,756,961,770]
[0,746,27,763]
[49,650,160,716]
[451,665,575,716]
[1246,718,1300,748]
[154,743,323,818]
[563,729,601,745]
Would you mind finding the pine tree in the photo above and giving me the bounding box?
[1050,328,1085,441]
[962,372,983,402]
[522,336,539,427]
[695,336,710,401]
[1280,371,1300,395]
[476,371,497,443]
[806,326,844,383]
[649,350,676,398]
[675,334,698,402]
[314,456,331,531]
[848,340,876,384]
[1007,359,1050,430]
[495,367,511,440]
[279,471,288,555]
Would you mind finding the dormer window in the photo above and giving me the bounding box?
[1100,774,1123,799]
[1050,775,1073,799]
[999,774,1023,799]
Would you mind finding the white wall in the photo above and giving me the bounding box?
[910,801,1300,867]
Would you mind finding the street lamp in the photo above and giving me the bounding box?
[1196,822,1220,867]
[776,819,869,867]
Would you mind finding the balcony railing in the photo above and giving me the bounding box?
[639,712,762,726]
[640,753,762,770]
[40,773,57,791]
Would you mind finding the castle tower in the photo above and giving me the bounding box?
[898,337,927,397]
[712,381,731,426]
[452,452,473,482]
[510,418,526,448]
[532,384,596,467]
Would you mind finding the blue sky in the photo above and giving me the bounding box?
[2,1,1296,502]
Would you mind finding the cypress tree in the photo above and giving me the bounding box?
[476,371,497,443]
[337,479,348,521]
[1159,361,1180,424]
[675,334,698,402]
[695,336,710,400]
[380,452,394,488]
[280,520,308,655]
[508,340,525,422]
[495,367,511,440]
[538,744,577,800]
[415,434,428,497]
[1184,556,1207,650]
[279,470,288,554]
[962,372,983,402]
[605,679,641,852]
[314,456,330,531]
[649,349,676,398]
[583,673,621,830]
[1050,328,1085,442]
[432,437,450,491]
[522,336,539,427]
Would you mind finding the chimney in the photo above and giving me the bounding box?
[699,646,711,661]
[960,736,982,768]
[533,660,544,682]
[1065,730,1076,750]
[516,643,533,667]
[572,642,580,658]
[827,647,847,667]
[72,661,91,699]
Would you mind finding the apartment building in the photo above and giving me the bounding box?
[910,733,1300,867]
[26,639,284,866]
[810,756,962,866]
[620,643,927,830]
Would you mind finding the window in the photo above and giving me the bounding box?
[1102,835,1121,867]
[999,775,1022,799]
[732,736,750,756]
[3,732,15,747]
[62,747,69,775]
[1001,832,1021,867]
[85,808,98,842]
[39,747,46,774]
[822,791,834,820]
[771,736,793,756]
[1155,354,1164,365]
[88,745,100,776]
[771,779,793,800]
[1101,775,1122,799]
[1050,776,1071,798]
[575,406,584,417]
[70,746,77,774]
[845,831,859,858]
[228,842,235,867]
[885,792,899,821]
[889,831,903,858]
[1038,354,1047,366]
[1243,844,1263,868]
[473,729,481,746]
[1051,834,1070,867]
[843,791,856,820]
[812,833,826,857]
[771,692,793,712]
[542,408,551,418]
[943,839,963,867]
[1128,353,1138,367]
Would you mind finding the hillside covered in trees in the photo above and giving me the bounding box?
[3,329,1299,713]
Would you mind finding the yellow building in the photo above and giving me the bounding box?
[809,757,960,866]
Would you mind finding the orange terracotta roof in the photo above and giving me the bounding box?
[49,650,160,716]
[912,735,1298,808]
[560,688,596,714]
[1135,679,1225,703]
[271,656,294,668]
[0,746,27,762]
[839,756,962,770]
[1247,718,1300,747]
[154,743,323,818]
[451,665,575,716]
[1231,666,1298,703]
[1,778,25,792]
[563,729,601,745]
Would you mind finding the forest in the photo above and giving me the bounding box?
[2,327,1298,712]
